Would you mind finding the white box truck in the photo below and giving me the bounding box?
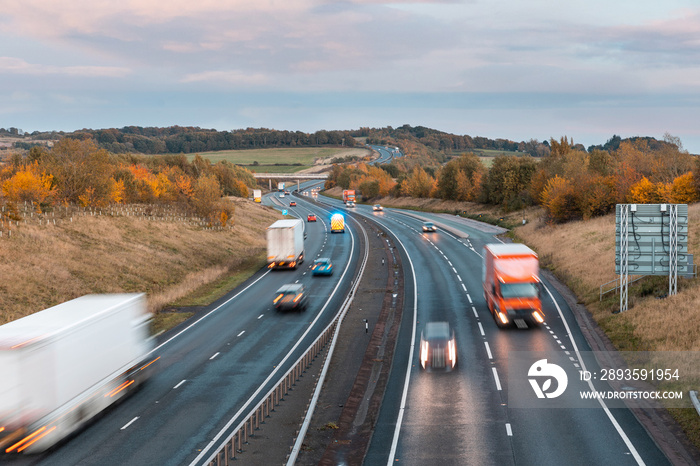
[253,189,262,203]
[267,219,305,269]
[0,294,156,454]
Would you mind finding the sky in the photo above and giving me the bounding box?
[2,0,700,152]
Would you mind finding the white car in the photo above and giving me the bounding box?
[373,204,383,211]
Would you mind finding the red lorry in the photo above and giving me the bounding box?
[342,189,356,204]
[482,243,544,328]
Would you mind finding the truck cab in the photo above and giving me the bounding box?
[483,244,544,328]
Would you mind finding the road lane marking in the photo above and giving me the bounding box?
[462,283,467,291]
[472,306,478,318]
[541,282,644,465]
[237,331,245,337]
[174,380,186,389]
[484,341,493,359]
[506,423,512,436]
[478,322,485,336]
[492,367,502,390]
[121,417,139,430]
[467,294,472,303]
[258,314,264,319]
[210,352,220,360]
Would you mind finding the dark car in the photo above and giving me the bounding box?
[307,213,317,222]
[273,284,308,312]
[422,221,437,232]
[311,258,333,276]
[419,322,457,371]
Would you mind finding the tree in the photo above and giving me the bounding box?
[402,167,435,198]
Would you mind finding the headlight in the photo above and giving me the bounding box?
[420,341,428,368]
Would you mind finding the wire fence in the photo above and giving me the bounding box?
[0,201,235,237]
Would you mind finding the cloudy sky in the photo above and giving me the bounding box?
[2,0,700,151]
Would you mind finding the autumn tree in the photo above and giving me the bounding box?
[402,167,435,198]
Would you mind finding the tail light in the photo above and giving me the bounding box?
[448,339,456,367]
[498,312,509,325]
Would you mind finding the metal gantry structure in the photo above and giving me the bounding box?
[615,203,688,313]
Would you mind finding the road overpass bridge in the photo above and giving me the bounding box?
[253,173,328,191]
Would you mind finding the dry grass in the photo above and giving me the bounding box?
[516,204,700,352]
[0,198,283,325]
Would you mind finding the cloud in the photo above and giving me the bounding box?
[0,57,131,78]
[181,70,271,85]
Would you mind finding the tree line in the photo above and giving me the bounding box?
[1,139,258,225]
[11,126,357,155]
[328,134,699,223]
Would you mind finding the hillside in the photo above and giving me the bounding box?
[0,198,283,328]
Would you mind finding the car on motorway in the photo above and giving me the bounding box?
[307,213,317,222]
[419,322,457,371]
[346,201,355,208]
[311,258,333,276]
[422,221,437,232]
[284,191,291,195]
[279,193,285,198]
[290,201,297,207]
[373,204,383,211]
[273,284,308,312]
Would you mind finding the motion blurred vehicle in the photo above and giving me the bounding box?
[284,191,291,195]
[290,201,297,207]
[373,204,383,211]
[279,193,285,198]
[483,243,543,328]
[342,189,356,203]
[419,322,457,371]
[273,284,308,312]
[422,221,437,232]
[331,213,345,233]
[312,258,333,276]
[267,219,305,269]
[307,213,317,222]
[0,294,155,453]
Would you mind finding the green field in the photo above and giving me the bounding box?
[183,147,369,172]
[447,149,532,168]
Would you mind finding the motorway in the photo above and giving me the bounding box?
[336,202,671,465]
[7,181,679,465]
[10,182,363,466]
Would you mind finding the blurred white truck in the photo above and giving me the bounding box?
[267,219,305,269]
[0,294,156,454]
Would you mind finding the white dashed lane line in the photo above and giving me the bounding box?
[237,331,245,337]
[492,367,502,390]
[209,352,220,360]
[484,341,493,359]
[173,380,186,389]
[121,417,139,431]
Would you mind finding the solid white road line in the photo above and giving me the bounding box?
[542,282,645,465]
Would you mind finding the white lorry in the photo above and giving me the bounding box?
[267,219,305,269]
[253,189,262,203]
[0,294,156,454]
